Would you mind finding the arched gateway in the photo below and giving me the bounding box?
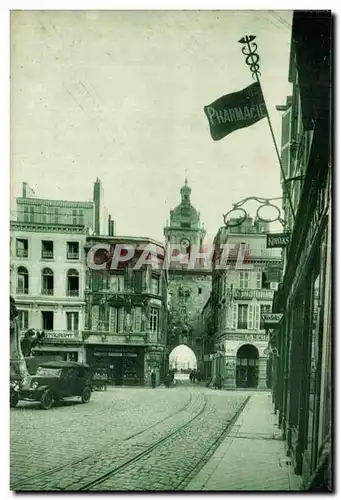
[236,344,259,388]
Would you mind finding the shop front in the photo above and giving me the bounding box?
[85,345,145,386]
[31,330,84,364]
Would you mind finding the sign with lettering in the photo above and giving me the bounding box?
[266,233,291,248]
[204,82,266,141]
[261,313,283,325]
[45,331,77,341]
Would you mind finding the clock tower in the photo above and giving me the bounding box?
[164,178,206,252]
[163,179,212,374]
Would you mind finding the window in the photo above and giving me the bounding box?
[239,272,249,289]
[67,269,79,296]
[79,210,84,226]
[16,238,28,258]
[17,267,29,294]
[109,273,124,292]
[260,304,272,329]
[23,206,29,222]
[30,206,35,223]
[132,307,142,332]
[42,268,54,295]
[151,276,160,295]
[256,272,262,289]
[237,304,248,329]
[150,308,159,333]
[262,272,270,289]
[67,242,80,260]
[41,206,46,223]
[198,287,202,295]
[181,222,191,228]
[66,312,79,331]
[42,311,54,330]
[41,240,54,259]
[18,310,29,330]
[54,208,59,224]
[108,307,124,333]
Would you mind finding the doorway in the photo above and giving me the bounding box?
[236,344,259,388]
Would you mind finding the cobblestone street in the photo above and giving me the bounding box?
[10,382,249,491]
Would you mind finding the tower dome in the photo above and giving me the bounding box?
[180,177,191,203]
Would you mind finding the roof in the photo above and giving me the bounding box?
[38,361,90,369]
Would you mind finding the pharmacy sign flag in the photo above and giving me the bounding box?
[204,81,267,141]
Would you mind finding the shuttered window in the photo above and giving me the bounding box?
[109,307,118,332]
[232,303,238,329]
[247,304,254,329]
[254,303,261,330]
[92,305,99,330]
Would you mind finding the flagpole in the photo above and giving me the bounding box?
[238,35,296,223]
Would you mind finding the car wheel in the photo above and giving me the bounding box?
[81,386,91,403]
[40,389,54,410]
[10,392,19,408]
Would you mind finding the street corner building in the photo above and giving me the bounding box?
[9,179,113,365]
[269,11,332,491]
[202,217,283,389]
[83,236,169,387]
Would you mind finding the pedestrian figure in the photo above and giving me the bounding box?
[189,370,193,383]
[151,370,156,388]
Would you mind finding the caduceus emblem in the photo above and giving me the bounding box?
[238,35,261,79]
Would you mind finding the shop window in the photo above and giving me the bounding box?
[18,310,29,330]
[66,312,79,331]
[42,311,54,330]
[237,304,248,329]
[67,241,80,260]
[41,240,54,259]
[17,267,29,294]
[41,268,54,295]
[67,269,79,296]
[16,238,28,258]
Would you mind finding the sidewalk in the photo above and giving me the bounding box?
[185,391,303,491]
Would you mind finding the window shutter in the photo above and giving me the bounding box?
[232,303,238,329]
[92,305,99,330]
[134,307,142,331]
[281,106,292,181]
[254,303,260,330]
[247,304,254,329]
[256,272,262,290]
[118,308,124,333]
[109,307,117,332]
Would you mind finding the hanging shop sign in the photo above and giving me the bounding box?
[266,233,291,248]
[261,313,283,326]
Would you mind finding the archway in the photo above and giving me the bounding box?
[236,344,259,388]
[169,344,197,379]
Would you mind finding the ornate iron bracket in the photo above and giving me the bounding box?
[223,196,285,227]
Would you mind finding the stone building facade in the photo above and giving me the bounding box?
[209,217,282,389]
[164,179,211,367]
[83,236,168,386]
[10,179,112,363]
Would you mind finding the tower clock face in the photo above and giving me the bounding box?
[180,239,190,248]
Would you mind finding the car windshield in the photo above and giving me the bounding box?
[36,367,62,377]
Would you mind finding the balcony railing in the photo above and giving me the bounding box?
[16,249,28,258]
[42,250,54,259]
[16,288,28,295]
[67,289,80,297]
[41,288,54,296]
[233,289,274,300]
[67,251,79,260]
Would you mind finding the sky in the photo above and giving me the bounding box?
[10,10,293,242]
[169,344,197,368]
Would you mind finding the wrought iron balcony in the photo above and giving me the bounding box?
[67,251,80,260]
[41,288,54,296]
[233,288,274,300]
[16,249,28,258]
[41,250,54,259]
[16,287,28,295]
[67,289,80,297]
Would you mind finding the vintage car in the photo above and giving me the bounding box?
[10,361,92,410]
